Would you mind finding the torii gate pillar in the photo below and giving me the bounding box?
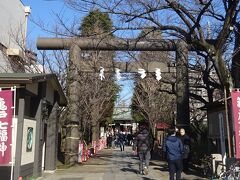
[176,42,190,129]
[65,44,81,165]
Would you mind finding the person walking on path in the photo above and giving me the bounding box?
[164,128,184,180]
[179,128,190,172]
[106,130,113,149]
[118,131,125,151]
[134,122,153,175]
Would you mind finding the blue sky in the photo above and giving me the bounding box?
[116,76,134,106]
[22,0,134,106]
[22,0,78,44]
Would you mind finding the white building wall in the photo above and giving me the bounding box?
[0,0,30,72]
[0,0,26,49]
[0,52,13,72]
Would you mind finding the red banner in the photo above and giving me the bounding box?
[78,142,83,163]
[0,90,12,164]
[231,91,240,159]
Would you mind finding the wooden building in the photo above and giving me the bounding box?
[0,73,67,180]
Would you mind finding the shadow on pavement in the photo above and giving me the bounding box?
[141,177,156,180]
[152,161,207,180]
[120,168,158,180]
[153,166,168,172]
[121,167,139,174]
[59,178,84,180]
[183,166,206,179]
[149,161,165,166]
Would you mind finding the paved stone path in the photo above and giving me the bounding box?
[37,146,207,180]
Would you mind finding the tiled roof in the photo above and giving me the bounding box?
[113,107,133,121]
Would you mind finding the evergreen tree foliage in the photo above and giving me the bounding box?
[78,9,119,143]
[80,9,112,36]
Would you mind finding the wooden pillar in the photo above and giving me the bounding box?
[14,98,25,180]
[65,44,81,165]
[33,100,43,176]
[175,42,190,129]
[45,102,59,170]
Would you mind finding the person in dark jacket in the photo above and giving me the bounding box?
[118,131,125,151]
[134,122,153,175]
[179,128,190,172]
[164,128,183,180]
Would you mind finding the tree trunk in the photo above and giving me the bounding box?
[91,121,100,142]
[232,23,240,88]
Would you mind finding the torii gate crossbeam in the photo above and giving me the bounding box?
[37,37,190,164]
[37,37,197,51]
[37,37,190,127]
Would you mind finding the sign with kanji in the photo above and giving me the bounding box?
[231,91,240,159]
[0,90,12,164]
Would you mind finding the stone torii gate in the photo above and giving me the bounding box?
[37,37,190,163]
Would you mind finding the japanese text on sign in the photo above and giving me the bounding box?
[0,98,8,157]
[231,92,240,159]
[0,90,13,164]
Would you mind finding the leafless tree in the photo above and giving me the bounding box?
[132,77,175,131]
[64,0,240,91]
[129,29,175,135]
[0,23,45,74]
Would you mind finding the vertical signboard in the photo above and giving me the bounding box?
[0,90,12,164]
[231,91,240,159]
[78,141,83,163]
[218,113,226,157]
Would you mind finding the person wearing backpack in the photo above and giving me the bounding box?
[164,128,184,180]
[179,128,190,172]
[134,121,153,175]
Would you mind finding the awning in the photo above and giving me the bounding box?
[156,122,170,129]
